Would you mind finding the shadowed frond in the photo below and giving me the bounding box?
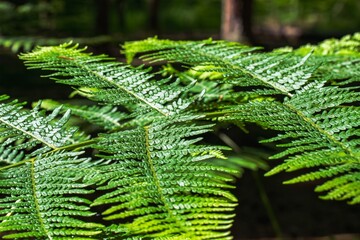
[38,99,129,131]
[0,35,113,53]
[20,42,192,117]
[88,115,237,239]
[221,85,360,203]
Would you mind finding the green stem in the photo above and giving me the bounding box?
[252,171,283,239]
[217,131,283,239]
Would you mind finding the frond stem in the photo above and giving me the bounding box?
[284,102,356,158]
[143,126,189,235]
[205,110,236,118]
[30,159,53,239]
[55,139,96,151]
[73,59,168,116]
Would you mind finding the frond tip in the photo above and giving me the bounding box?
[20,42,192,116]
[0,95,77,161]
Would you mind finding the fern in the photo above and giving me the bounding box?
[0,41,252,239]
[0,151,103,239]
[0,95,78,162]
[89,115,237,239]
[124,37,360,204]
[20,42,192,117]
[37,99,128,131]
[0,96,102,239]
[0,34,358,239]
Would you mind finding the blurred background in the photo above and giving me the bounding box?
[0,0,359,239]
[0,0,359,47]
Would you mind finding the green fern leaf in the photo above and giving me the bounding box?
[125,38,360,204]
[222,84,360,203]
[20,42,192,117]
[88,115,237,239]
[38,99,128,130]
[124,38,319,98]
[0,151,103,239]
[0,95,78,163]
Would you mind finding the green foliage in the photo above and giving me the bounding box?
[90,115,237,238]
[277,32,360,56]
[124,34,360,204]
[0,36,113,53]
[0,34,358,239]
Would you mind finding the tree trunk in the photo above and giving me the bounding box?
[221,0,253,43]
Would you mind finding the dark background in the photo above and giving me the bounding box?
[0,0,359,239]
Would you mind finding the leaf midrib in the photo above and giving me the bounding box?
[284,102,357,159]
[67,57,169,116]
[0,113,57,150]
[143,126,190,236]
[30,159,53,239]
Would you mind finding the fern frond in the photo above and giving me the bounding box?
[88,115,237,239]
[38,99,128,131]
[222,84,360,203]
[0,151,103,239]
[20,42,192,117]
[276,33,360,86]
[0,95,78,162]
[124,38,319,98]
[125,37,360,204]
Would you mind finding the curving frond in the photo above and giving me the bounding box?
[124,37,360,204]
[38,99,129,131]
[20,42,192,117]
[88,115,237,239]
[0,151,103,239]
[0,95,78,163]
[221,85,360,204]
[124,38,319,98]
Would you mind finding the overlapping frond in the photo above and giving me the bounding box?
[124,38,320,98]
[123,37,360,204]
[0,151,103,239]
[221,85,360,203]
[0,95,103,238]
[39,99,128,130]
[20,42,192,117]
[277,32,360,85]
[88,115,237,239]
[1,35,357,240]
[0,95,77,163]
